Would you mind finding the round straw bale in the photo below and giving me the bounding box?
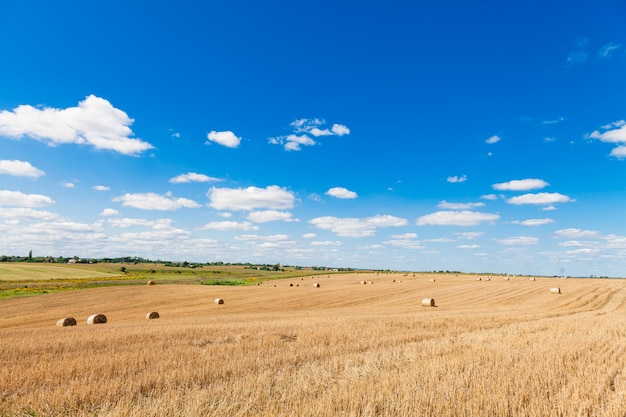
[147,280,155,285]
[214,298,224,305]
[56,317,77,327]
[313,283,320,287]
[504,276,510,281]
[550,287,561,294]
[421,298,436,307]
[368,281,374,284]
[476,277,482,281]
[146,311,160,319]
[87,314,107,325]
[360,280,366,285]
[530,277,536,281]
[429,278,436,282]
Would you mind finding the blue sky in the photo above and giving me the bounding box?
[1,1,625,276]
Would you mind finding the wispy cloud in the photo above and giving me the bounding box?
[598,42,622,59]
[269,118,350,151]
[565,37,590,67]
[199,221,259,231]
[447,175,467,183]
[438,201,484,210]
[512,218,555,226]
[416,211,499,226]
[169,172,224,184]
[497,236,539,245]
[0,95,153,155]
[485,135,501,144]
[246,210,297,223]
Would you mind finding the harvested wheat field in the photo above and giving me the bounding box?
[2,272,626,416]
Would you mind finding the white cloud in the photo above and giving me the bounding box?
[309,214,407,237]
[507,192,572,205]
[512,218,555,226]
[416,211,499,226]
[0,207,59,220]
[302,233,317,239]
[481,194,498,200]
[310,240,343,247]
[485,135,501,144]
[199,221,258,231]
[100,208,119,216]
[438,201,484,210]
[107,217,157,228]
[447,175,467,183]
[326,187,357,199]
[0,160,45,178]
[497,236,539,245]
[391,233,418,239]
[62,182,75,188]
[208,185,295,211]
[246,210,297,223]
[554,228,599,239]
[455,232,483,240]
[269,118,350,151]
[0,190,55,207]
[0,95,153,155]
[169,172,223,184]
[93,185,110,191]
[610,146,626,159]
[492,179,549,191]
[458,244,480,249]
[206,130,241,148]
[113,192,201,211]
[598,43,622,59]
[588,120,626,158]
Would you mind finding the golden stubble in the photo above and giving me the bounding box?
[2,273,626,416]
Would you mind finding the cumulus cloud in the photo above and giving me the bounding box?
[0,190,54,207]
[587,120,626,158]
[512,218,555,226]
[492,179,549,191]
[326,187,357,199]
[199,221,258,231]
[169,172,223,184]
[302,233,317,239]
[100,208,119,216]
[310,240,343,247]
[447,175,467,183]
[554,228,599,239]
[438,201,484,210]
[0,160,45,178]
[416,211,499,226]
[485,135,501,144]
[93,185,110,191]
[0,207,59,220]
[246,210,297,223]
[507,192,572,205]
[0,95,153,155]
[206,131,241,148]
[113,192,201,210]
[497,236,539,245]
[269,118,350,151]
[208,185,295,211]
[309,214,407,237]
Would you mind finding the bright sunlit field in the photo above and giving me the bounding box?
[2,270,626,416]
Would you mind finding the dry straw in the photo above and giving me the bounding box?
[429,278,436,282]
[147,280,155,285]
[421,298,435,307]
[146,312,160,319]
[56,317,77,327]
[214,298,224,305]
[550,287,561,294]
[313,283,320,288]
[86,314,107,325]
